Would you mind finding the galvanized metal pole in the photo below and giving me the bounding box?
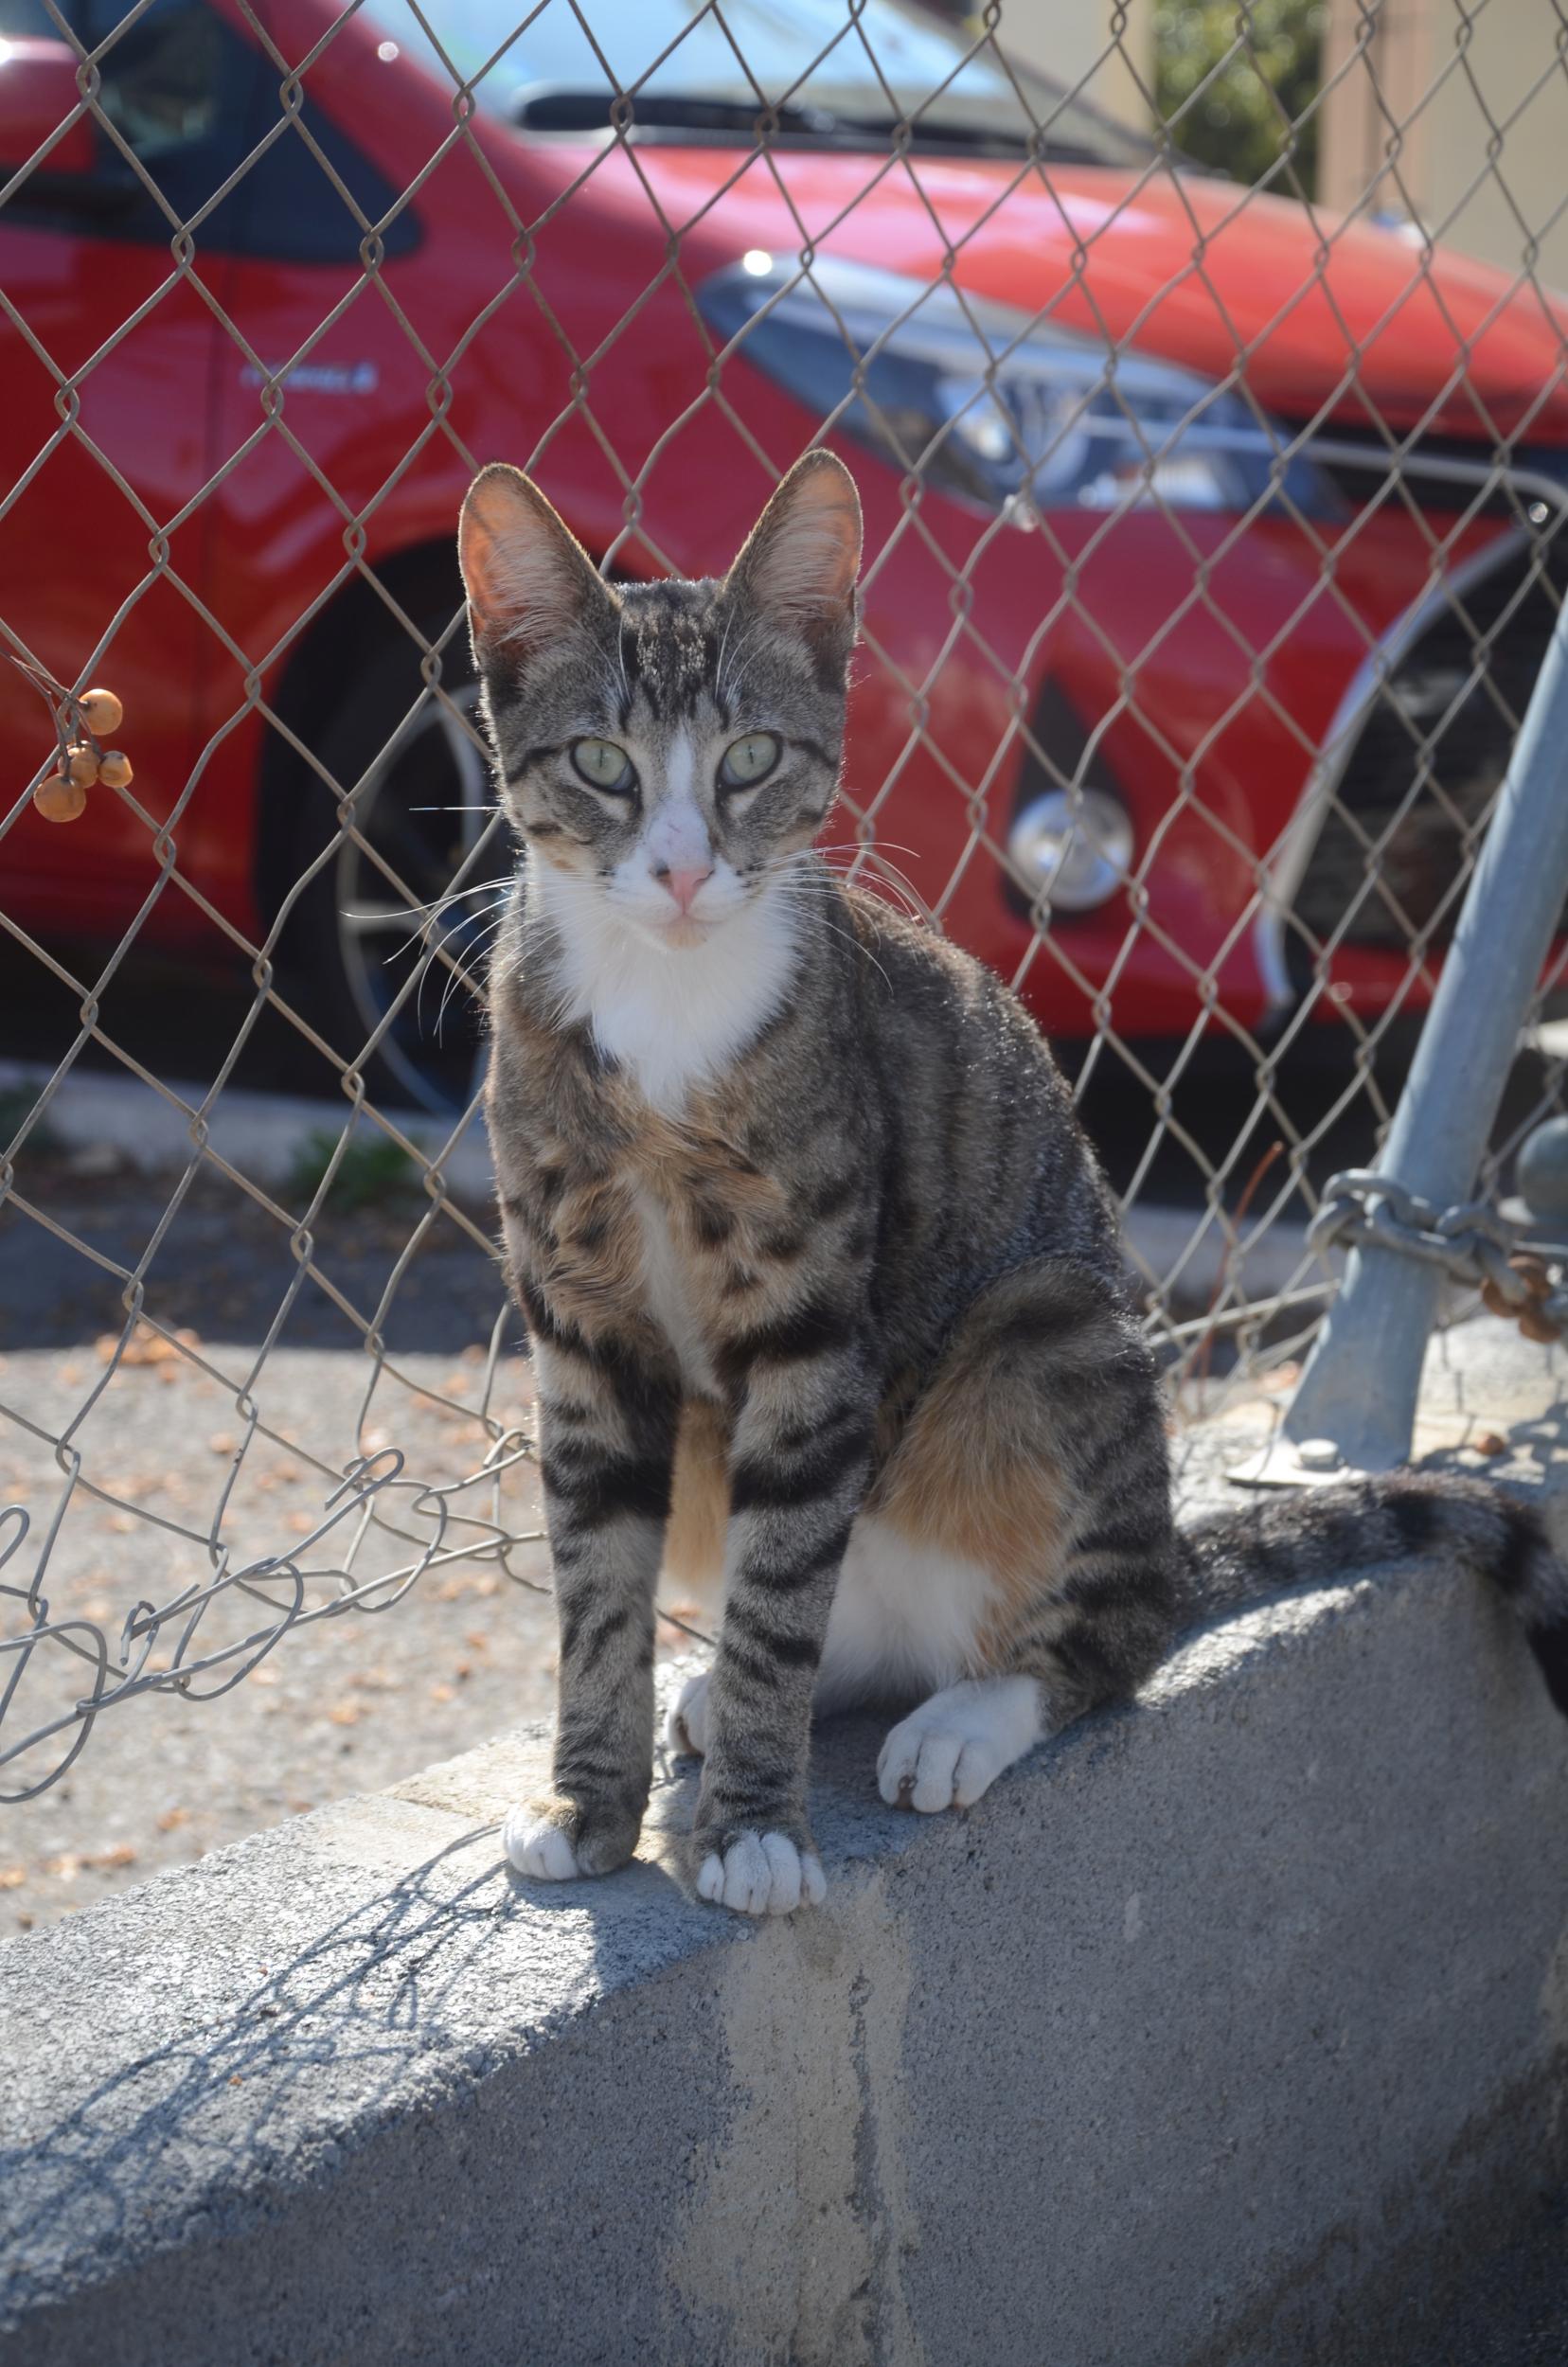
[1279,584,1568,1474]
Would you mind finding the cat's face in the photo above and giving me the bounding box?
[457,454,862,951]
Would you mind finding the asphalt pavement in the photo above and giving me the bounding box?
[0,927,1447,1214]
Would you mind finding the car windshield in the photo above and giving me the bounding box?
[356,0,1150,165]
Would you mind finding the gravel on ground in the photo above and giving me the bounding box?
[0,1152,714,1933]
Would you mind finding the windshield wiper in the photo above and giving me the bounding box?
[506,84,1121,159]
[509,85,839,138]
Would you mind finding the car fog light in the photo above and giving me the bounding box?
[1007,788,1132,913]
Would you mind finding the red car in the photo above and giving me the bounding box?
[2,0,1564,1112]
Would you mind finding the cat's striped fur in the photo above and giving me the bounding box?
[459,451,1568,1918]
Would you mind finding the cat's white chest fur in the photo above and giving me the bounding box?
[533,868,800,1111]
[634,1188,719,1397]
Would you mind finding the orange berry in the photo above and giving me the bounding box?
[79,687,123,735]
[64,743,98,786]
[33,774,86,823]
[98,750,133,789]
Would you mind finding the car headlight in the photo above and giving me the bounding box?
[700,256,1336,521]
[1007,788,1133,912]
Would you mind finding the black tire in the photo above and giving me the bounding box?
[279,624,511,1115]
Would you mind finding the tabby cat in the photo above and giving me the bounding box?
[458,450,1568,1918]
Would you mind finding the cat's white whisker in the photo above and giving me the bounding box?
[614,613,633,711]
[351,877,511,965]
[431,912,510,1040]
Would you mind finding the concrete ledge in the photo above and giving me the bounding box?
[4,1542,1568,2366]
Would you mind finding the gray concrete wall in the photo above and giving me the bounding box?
[4,1535,1568,2366]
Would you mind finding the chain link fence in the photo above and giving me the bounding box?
[3,0,1567,1804]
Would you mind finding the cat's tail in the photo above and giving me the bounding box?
[1176,1469,1568,1717]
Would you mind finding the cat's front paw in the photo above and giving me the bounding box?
[502,1796,639,1881]
[503,1806,581,1879]
[686,1824,827,1916]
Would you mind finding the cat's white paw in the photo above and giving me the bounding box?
[502,1806,581,1880]
[666,1667,711,1756]
[695,1830,827,1916]
[877,1676,1044,1813]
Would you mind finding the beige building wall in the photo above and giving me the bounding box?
[999,0,1157,134]
[1319,0,1568,299]
[1001,0,1568,291]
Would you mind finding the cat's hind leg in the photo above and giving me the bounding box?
[868,1257,1179,1814]
[672,1637,1051,1813]
[666,1666,712,1756]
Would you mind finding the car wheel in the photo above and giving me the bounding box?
[282,627,513,1116]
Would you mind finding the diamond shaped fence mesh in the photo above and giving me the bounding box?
[3,0,1568,1805]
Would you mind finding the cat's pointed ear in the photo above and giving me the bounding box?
[458,463,614,663]
[726,452,862,664]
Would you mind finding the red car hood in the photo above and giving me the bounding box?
[579,145,1568,442]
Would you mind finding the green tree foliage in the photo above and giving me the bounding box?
[1154,0,1327,195]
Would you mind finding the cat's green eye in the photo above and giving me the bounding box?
[719,731,781,792]
[571,739,636,794]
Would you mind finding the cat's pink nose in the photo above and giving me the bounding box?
[659,864,713,915]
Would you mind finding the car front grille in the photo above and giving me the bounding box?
[1302,429,1568,522]
[1286,533,1568,974]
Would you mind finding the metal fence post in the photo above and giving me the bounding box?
[1276,583,1568,1475]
